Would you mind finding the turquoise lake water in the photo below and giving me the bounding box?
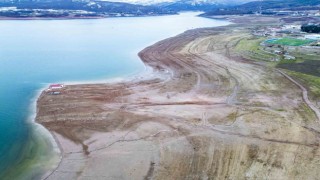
[0,12,230,179]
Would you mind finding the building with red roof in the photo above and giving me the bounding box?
[48,84,64,90]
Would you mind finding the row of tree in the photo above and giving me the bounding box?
[301,24,320,33]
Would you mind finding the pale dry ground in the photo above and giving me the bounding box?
[37,24,320,179]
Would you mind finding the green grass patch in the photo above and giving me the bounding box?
[265,38,315,46]
[236,37,265,51]
[277,60,320,77]
[292,53,320,61]
[235,36,320,104]
[296,103,316,123]
[285,70,320,100]
[235,37,277,61]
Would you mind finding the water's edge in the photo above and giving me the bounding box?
[0,13,231,179]
[36,65,153,179]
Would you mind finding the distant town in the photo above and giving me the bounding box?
[251,22,320,61]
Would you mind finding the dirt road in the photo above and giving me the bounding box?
[277,69,320,122]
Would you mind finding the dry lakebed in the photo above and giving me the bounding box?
[36,16,320,180]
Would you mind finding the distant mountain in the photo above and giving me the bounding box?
[203,0,320,16]
[103,0,257,6]
[158,0,225,12]
[100,0,258,12]
[1,0,319,18]
[0,0,175,15]
[0,0,259,15]
[236,0,320,11]
[155,0,258,12]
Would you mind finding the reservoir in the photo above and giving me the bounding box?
[0,12,230,179]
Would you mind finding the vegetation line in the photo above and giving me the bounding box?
[277,69,320,122]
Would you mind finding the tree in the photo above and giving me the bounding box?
[301,24,320,33]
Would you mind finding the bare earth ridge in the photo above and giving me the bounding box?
[36,17,320,179]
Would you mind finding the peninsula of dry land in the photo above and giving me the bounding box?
[36,15,320,179]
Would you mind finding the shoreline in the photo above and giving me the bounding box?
[40,132,63,180]
[34,26,215,179]
[35,15,320,179]
[33,39,165,179]
[23,86,62,180]
[0,16,104,20]
[0,13,227,179]
[36,63,155,180]
[0,13,178,21]
[23,12,225,179]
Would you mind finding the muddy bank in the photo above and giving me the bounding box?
[37,17,320,179]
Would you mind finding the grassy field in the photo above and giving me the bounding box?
[234,35,320,104]
[235,37,277,61]
[265,38,315,46]
[285,70,320,102]
[277,60,320,77]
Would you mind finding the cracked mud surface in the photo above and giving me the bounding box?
[37,17,320,179]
